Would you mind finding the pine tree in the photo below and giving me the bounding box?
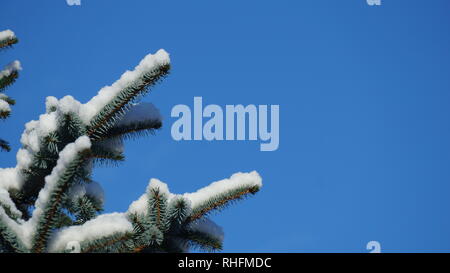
[0,29,21,152]
[0,49,262,253]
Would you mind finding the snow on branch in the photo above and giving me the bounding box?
[84,50,170,139]
[48,213,133,252]
[184,171,262,221]
[0,188,22,219]
[48,172,261,252]
[0,168,22,190]
[0,99,11,118]
[0,94,15,105]
[127,178,173,216]
[0,50,170,193]
[0,30,15,41]
[0,61,21,91]
[30,136,91,251]
[0,47,262,253]
[81,49,169,124]
[128,172,262,219]
[0,30,18,49]
[0,207,28,252]
[0,61,21,79]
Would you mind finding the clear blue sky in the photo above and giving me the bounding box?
[1,0,450,252]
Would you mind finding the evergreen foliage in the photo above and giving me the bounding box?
[0,30,20,152]
[0,49,262,253]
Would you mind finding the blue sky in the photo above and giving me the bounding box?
[1,0,450,252]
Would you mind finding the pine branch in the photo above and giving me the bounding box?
[0,37,18,50]
[0,45,263,253]
[167,197,191,226]
[80,232,134,253]
[89,144,125,166]
[31,137,91,253]
[0,94,15,105]
[0,70,18,91]
[0,61,21,92]
[86,62,170,140]
[187,185,261,223]
[53,211,74,228]
[48,212,133,252]
[0,208,27,253]
[59,112,86,139]
[0,139,10,152]
[70,195,103,225]
[96,119,162,142]
[0,203,21,221]
[18,113,87,210]
[0,30,18,50]
[179,230,223,252]
[0,99,11,119]
[0,30,20,153]
[148,187,168,232]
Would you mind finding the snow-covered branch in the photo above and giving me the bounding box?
[0,61,21,92]
[0,50,169,192]
[0,46,261,253]
[185,171,262,222]
[48,213,133,252]
[30,136,91,252]
[0,30,18,49]
[84,49,170,139]
[47,171,262,253]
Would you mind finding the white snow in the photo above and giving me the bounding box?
[79,49,170,124]
[0,29,15,42]
[0,29,16,41]
[127,193,148,216]
[0,188,22,218]
[0,168,23,190]
[20,112,58,153]
[48,212,133,252]
[57,95,82,114]
[45,96,58,113]
[16,149,33,169]
[127,178,173,216]
[0,99,11,113]
[147,178,171,197]
[0,206,27,246]
[0,60,21,80]
[183,171,262,209]
[0,149,33,191]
